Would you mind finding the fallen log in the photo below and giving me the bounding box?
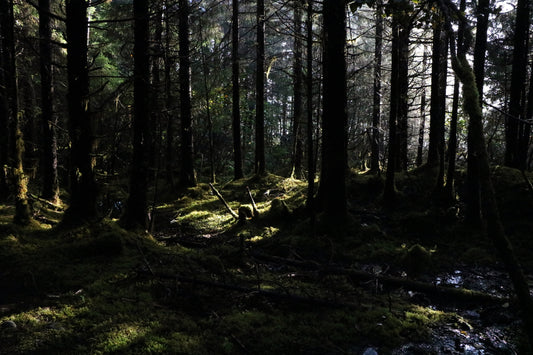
[140,270,357,309]
[250,252,507,305]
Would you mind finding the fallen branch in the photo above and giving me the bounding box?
[141,270,358,309]
[209,183,238,219]
[246,186,260,217]
[250,252,507,305]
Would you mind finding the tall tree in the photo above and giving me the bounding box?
[164,1,175,187]
[396,10,411,172]
[232,0,244,180]
[122,0,151,229]
[438,0,533,340]
[0,4,9,200]
[444,0,466,203]
[321,0,347,225]
[64,0,97,222]
[178,0,197,187]
[415,50,428,167]
[255,0,266,175]
[465,0,490,223]
[370,0,383,174]
[305,0,315,219]
[0,0,31,225]
[290,0,304,179]
[427,13,448,170]
[39,0,59,204]
[384,12,401,203]
[505,0,530,169]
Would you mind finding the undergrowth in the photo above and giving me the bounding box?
[1,168,530,353]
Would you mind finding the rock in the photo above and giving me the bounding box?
[362,347,378,355]
[1,320,17,329]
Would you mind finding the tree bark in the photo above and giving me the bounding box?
[290,0,304,179]
[370,0,383,174]
[1,0,31,225]
[122,0,151,230]
[427,16,447,169]
[255,0,266,175]
[415,51,428,167]
[232,0,244,180]
[38,0,59,204]
[505,0,530,169]
[305,0,315,223]
[321,0,348,226]
[179,0,197,187]
[64,0,97,223]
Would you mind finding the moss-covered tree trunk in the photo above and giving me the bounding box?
[1,0,31,225]
[305,0,316,222]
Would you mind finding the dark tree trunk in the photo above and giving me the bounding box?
[427,16,448,169]
[505,0,530,169]
[442,17,533,344]
[321,0,347,226]
[255,0,266,175]
[164,1,175,187]
[384,14,400,204]
[291,0,304,179]
[232,0,244,180]
[64,0,97,223]
[306,0,315,221]
[0,7,10,200]
[39,0,59,204]
[178,0,196,187]
[1,0,31,225]
[122,0,151,230]
[415,51,428,167]
[466,0,489,223]
[444,0,466,203]
[370,0,383,174]
[397,19,410,172]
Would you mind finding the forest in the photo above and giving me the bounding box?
[1,0,533,353]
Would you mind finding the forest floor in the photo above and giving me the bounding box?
[1,167,532,354]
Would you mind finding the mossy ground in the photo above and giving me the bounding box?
[1,168,530,353]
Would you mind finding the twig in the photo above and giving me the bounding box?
[209,183,239,219]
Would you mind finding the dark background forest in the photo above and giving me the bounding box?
[1,0,533,353]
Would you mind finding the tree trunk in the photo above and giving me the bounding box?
[305,0,315,223]
[232,0,244,180]
[415,51,428,167]
[370,0,383,174]
[178,0,196,187]
[0,5,10,200]
[384,14,400,204]
[122,0,151,230]
[290,0,304,179]
[505,0,530,169]
[444,0,465,203]
[255,0,266,175]
[427,16,447,169]
[164,0,175,187]
[64,0,97,223]
[439,0,533,341]
[39,0,59,204]
[321,0,348,226]
[1,0,31,225]
[397,18,410,172]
